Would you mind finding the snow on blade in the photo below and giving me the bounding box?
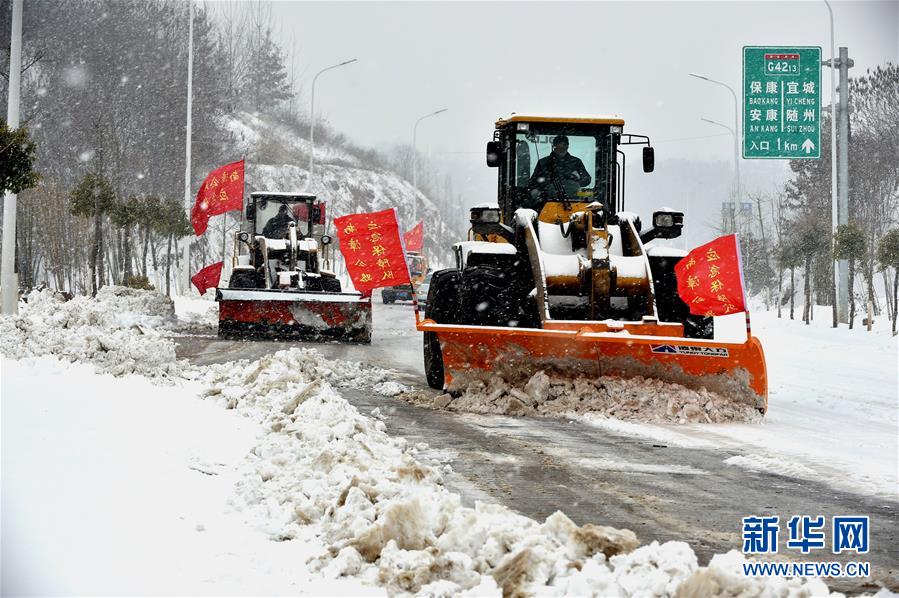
[403,370,762,424]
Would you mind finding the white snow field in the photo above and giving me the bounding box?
[1,289,894,596]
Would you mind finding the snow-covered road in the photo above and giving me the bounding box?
[4,288,897,595]
[173,296,899,593]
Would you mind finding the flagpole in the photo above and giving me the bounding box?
[182,0,194,295]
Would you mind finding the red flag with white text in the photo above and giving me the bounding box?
[192,159,244,235]
[191,261,224,296]
[334,209,411,292]
[675,234,747,316]
[403,220,424,251]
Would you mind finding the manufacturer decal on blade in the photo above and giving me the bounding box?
[651,344,730,358]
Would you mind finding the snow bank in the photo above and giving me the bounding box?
[1,291,856,595]
[0,287,185,378]
[196,349,838,596]
[403,370,761,425]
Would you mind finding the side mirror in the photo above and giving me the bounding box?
[245,202,255,220]
[320,235,332,246]
[486,141,501,167]
[643,146,655,173]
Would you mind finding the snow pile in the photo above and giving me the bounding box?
[197,349,836,596]
[403,370,762,424]
[0,287,184,378]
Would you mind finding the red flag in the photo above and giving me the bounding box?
[334,208,411,292]
[192,159,245,235]
[292,201,326,224]
[675,234,747,316]
[191,261,224,296]
[403,220,424,252]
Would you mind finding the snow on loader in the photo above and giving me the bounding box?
[217,191,372,343]
[417,114,767,412]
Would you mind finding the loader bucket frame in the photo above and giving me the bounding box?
[417,316,768,413]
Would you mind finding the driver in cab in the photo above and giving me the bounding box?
[262,204,293,238]
[528,135,591,200]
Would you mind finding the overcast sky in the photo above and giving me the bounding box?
[262,1,897,220]
[270,1,897,159]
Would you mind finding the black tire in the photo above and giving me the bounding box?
[321,277,341,293]
[423,331,444,389]
[425,269,463,322]
[684,314,714,339]
[648,254,713,339]
[461,263,538,327]
[422,269,464,391]
[228,269,258,289]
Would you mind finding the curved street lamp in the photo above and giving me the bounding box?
[308,58,358,187]
[411,108,448,221]
[700,116,739,203]
[689,73,741,203]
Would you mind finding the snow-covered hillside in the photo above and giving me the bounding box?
[218,112,460,269]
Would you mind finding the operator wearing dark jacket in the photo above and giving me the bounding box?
[528,135,592,203]
[262,204,293,238]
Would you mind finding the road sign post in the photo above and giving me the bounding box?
[743,46,821,159]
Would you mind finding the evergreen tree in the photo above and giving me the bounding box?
[241,28,293,113]
[833,222,867,329]
[0,120,40,194]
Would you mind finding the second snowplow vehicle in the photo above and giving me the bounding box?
[216,192,372,343]
[418,114,768,412]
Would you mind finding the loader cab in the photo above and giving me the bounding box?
[487,114,653,226]
[246,192,324,240]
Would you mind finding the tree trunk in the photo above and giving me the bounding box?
[867,262,877,316]
[91,210,101,296]
[883,269,894,323]
[848,258,856,329]
[777,262,783,318]
[790,266,795,320]
[755,199,772,310]
[141,225,149,277]
[893,269,898,335]
[165,233,172,297]
[803,257,811,324]
[122,224,133,282]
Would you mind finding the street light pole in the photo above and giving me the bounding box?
[823,0,843,326]
[308,59,357,188]
[411,108,448,222]
[689,73,741,204]
[700,116,738,201]
[1,0,23,314]
[182,0,194,295]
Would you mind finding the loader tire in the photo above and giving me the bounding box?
[321,277,342,293]
[228,269,258,289]
[425,269,463,323]
[461,265,537,327]
[684,314,714,339]
[423,331,444,389]
[422,269,463,390]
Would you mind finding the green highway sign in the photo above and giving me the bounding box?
[743,46,821,159]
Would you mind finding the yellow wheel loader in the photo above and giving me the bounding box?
[417,114,767,412]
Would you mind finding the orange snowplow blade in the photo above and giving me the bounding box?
[417,319,768,413]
